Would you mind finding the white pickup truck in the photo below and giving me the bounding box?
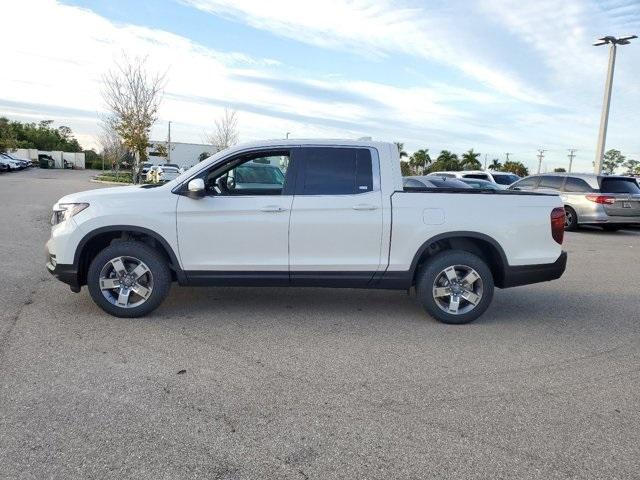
[46,140,567,324]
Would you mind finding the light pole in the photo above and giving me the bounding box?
[593,35,637,174]
[567,149,577,173]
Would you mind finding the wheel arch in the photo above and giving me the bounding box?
[409,231,509,288]
[73,225,184,286]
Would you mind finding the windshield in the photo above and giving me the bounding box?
[599,177,640,194]
[493,174,520,185]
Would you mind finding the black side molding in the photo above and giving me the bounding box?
[500,251,567,288]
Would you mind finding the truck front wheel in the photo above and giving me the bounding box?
[416,250,494,324]
[87,241,171,318]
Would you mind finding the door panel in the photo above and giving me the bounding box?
[289,191,383,271]
[288,147,383,273]
[177,195,292,271]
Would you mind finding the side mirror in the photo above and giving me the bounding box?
[186,178,205,198]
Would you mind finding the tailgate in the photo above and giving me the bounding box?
[603,194,640,217]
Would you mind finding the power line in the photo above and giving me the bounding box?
[536,149,546,174]
[567,149,577,173]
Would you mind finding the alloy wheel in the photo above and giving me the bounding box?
[432,264,484,315]
[99,256,154,308]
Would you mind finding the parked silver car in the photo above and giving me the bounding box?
[509,173,640,231]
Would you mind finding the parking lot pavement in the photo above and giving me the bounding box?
[1,169,639,480]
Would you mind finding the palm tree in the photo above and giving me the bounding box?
[409,149,431,175]
[395,142,408,159]
[427,150,460,172]
[461,149,482,170]
[488,159,502,171]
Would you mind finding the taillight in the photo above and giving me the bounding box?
[585,194,615,205]
[550,207,565,244]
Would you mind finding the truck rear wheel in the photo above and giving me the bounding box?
[416,250,494,324]
[87,241,171,318]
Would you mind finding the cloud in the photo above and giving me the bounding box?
[2,0,638,171]
[181,0,552,105]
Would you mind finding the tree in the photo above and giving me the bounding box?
[98,116,128,177]
[623,159,640,175]
[409,149,431,175]
[0,116,82,152]
[154,144,168,159]
[601,149,625,174]
[207,108,239,150]
[102,55,165,182]
[198,151,211,162]
[429,150,460,172]
[503,160,529,177]
[461,149,482,170]
[0,117,17,152]
[395,142,408,159]
[84,149,103,170]
[400,161,412,176]
[488,159,502,171]
[554,167,567,173]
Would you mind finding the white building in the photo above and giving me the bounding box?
[147,141,218,169]
[8,148,85,168]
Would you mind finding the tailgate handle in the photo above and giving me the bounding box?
[353,204,378,211]
[260,205,287,213]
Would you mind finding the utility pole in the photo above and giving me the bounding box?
[567,149,577,172]
[536,149,546,174]
[505,152,512,163]
[167,121,172,163]
[593,35,637,174]
[483,154,488,170]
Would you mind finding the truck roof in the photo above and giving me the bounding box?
[226,139,391,151]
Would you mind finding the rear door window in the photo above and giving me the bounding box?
[538,176,564,190]
[599,177,640,194]
[563,177,593,193]
[297,147,373,195]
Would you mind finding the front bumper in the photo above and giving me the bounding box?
[500,251,567,288]
[46,256,81,292]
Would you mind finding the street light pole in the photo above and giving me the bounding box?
[593,35,637,174]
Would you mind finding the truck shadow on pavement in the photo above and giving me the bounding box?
[67,283,635,330]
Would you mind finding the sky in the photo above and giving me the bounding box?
[2,0,640,172]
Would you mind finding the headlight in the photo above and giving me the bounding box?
[51,203,89,225]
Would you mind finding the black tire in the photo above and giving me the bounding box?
[87,241,171,318]
[416,250,494,325]
[601,224,620,232]
[564,206,578,231]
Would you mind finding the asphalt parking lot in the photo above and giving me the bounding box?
[1,168,639,479]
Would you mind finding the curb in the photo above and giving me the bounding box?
[90,179,133,185]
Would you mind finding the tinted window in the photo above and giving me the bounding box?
[600,178,640,194]
[563,177,593,193]
[300,148,373,195]
[511,177,539,189]
[538,176,564,190]
[462,174,490,180]
[493,174,520,185]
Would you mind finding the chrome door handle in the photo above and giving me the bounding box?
[352,204,378,211]
[260,205,287,212]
